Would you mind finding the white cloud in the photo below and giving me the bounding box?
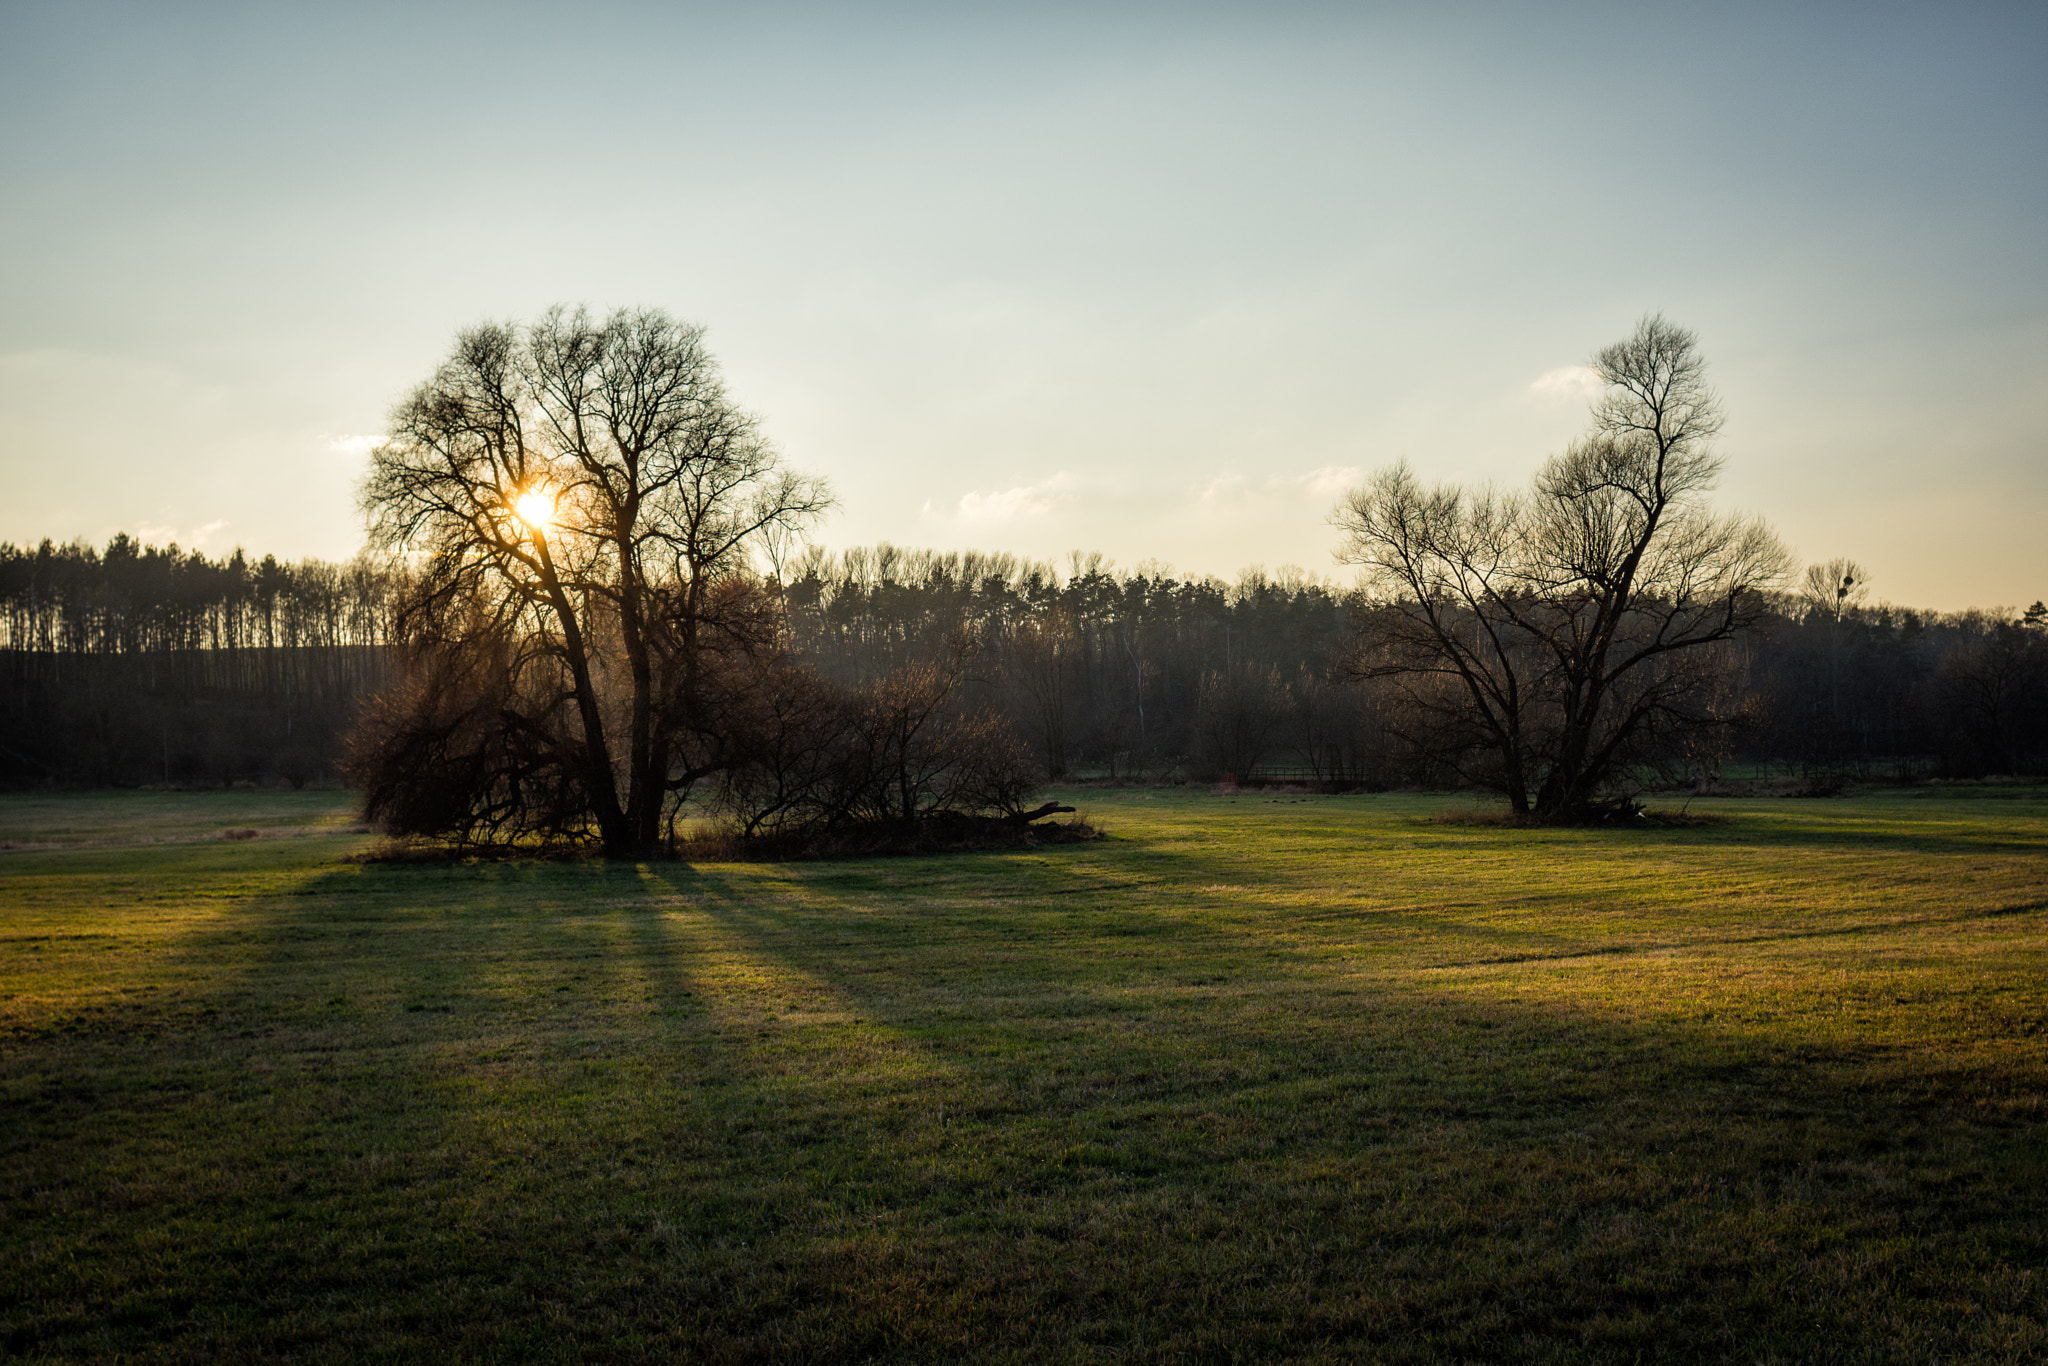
[1197,467,1358,506]
[1301,464,1361,498]
[323,433,382,459]
[133,518,230,549]
[1528,365,1603,400]
[956,472,1074,522]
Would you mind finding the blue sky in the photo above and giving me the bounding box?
[2,1,2042,608]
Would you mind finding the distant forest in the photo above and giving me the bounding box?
[0,537,393,787]
[2,534,2043,789]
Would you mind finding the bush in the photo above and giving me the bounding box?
[712,638,1050,844]
[348,617,1054,857]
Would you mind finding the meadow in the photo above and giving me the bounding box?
[2,785,2044,1362]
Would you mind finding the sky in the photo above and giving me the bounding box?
[1,1,2043,610]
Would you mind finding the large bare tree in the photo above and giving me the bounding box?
[1333,315,1789,819]
[359,306,831,857]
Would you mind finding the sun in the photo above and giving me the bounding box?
[514,487,554,530]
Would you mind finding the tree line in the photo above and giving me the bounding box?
[0,536,396,786]
[1748,570,2047,784]
[777,544,2047,790]
[3,310,2041,832]
[3,532,2041,795]
[1,535,393,654]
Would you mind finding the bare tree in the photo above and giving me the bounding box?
[1195,661,1288,781]
[1801,559,1868,622]
[1799,557,1869,759]
[1937,609,2048,778]
[1008,607,1078,778]
[1332,315,1790,819]
[358,306,832,857]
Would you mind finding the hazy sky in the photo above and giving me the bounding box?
[2,1,2042,609]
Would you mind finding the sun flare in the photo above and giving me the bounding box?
[514,488,554,530]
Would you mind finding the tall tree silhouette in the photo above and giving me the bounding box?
[358,306,830,856]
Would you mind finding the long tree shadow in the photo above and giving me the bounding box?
[609,849,2048,1360]
[4,828,2044,1362]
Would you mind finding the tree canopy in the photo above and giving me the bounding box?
[1334,316,1792,819]
[356,306,831,857]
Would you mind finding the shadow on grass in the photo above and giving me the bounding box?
[3,824,2045,1362]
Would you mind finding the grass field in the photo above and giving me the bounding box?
[2,786,2045,1362]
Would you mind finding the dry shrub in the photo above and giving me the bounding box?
[341,621,589,848]
[348,616,1062,861]
[708,635,1055,852]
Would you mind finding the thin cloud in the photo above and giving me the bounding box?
[133,519,228,549]
[1528,365,1603,400]
[1301,465,1361,498]
[323,433,382,459]
[957,472,1074,522]
[1199,467,1358,505]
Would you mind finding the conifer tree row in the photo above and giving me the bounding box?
[0,537,400,786]
[1,534,2042,787]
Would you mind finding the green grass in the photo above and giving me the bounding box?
[2,786,2045,1362]
[0,788,365,850]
